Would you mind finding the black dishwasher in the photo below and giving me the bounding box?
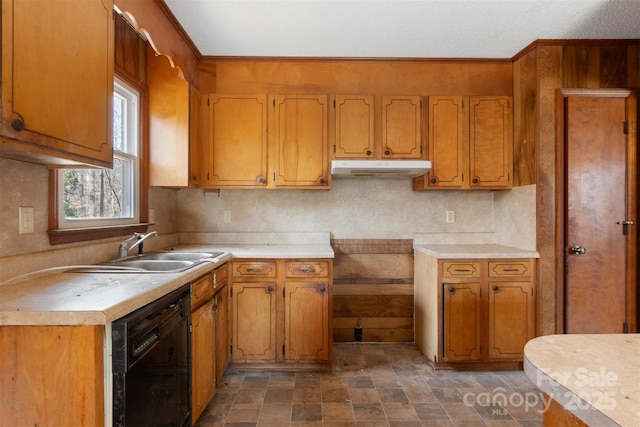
[112,284,191,427]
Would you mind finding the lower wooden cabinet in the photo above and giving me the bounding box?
[231,259,332,367]
[415,253,536,368]
[191,263,229,423]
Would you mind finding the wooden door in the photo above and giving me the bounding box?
[487,282,535,359]
[469,96,513,189]
[206,94,268,187]
[333,95,375,158]
[191,300,216,422]
[442,282,483,361]
[425,96,467,188]
[561,90,637,334]
[381,96,422,159]
[270,95,329,187]
[231,282,277,361]
[1,0,114,167]
[284,282,330,361]
[215,285,229,382]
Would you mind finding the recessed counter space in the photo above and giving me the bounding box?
[524,334,640,426]
[414,243,539,259]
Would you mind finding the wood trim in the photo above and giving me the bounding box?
[153,0,202,61]
[202,56,513,64]
[512,39,640,62]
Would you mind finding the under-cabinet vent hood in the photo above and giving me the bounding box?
[331,160,431,178]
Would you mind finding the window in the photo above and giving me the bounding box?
[49,77,148,244]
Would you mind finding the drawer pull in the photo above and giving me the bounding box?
[246,268,262,273]
[454,269,471,273]
[503,268,521,272]
[298,267,313,273]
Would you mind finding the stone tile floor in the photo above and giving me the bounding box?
[194,343,544,426]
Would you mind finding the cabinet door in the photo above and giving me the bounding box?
[333,95,375,158]
[206,94,268,188]
[215,285,229,382]
[0,0,114,167]
[425,96,467,188]
[148,49,191,187]
[192,300,216,422]
[270,95,329,187]
[487,281,535,359]
[232,282,277,361]
[443,282,484,361]
[469,96,512,189]
[381,96,422,159]
[284,282,330,362]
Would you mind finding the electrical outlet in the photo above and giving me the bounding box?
[19,206,35,234]
[446,210,455,223]
[223,210,232,223]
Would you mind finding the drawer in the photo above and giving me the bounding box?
[191,273,214,310]
[284,260,329,278]
[233,261,277,278]
[214,263,228,288]
[488,260,534,278]
[441,261,481,278]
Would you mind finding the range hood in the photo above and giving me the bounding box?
[331,160,432,178]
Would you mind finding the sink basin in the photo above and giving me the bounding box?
[66,250,225,274]
[110,259,196,272]
[139,251,223,262]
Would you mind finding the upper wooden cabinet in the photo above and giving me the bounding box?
[331,95,423,160]
[0,0,114,167]
[148,48,200,188]
[202,94,329,189]
[414,95,512,190]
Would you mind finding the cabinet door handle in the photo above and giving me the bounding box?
[318,286,326,293]
[492,285,499,292]
[472,177,479,184]
[266,285,274,293]
[365,149,372,156]
[11,119,25,132]
[448,287,455,293]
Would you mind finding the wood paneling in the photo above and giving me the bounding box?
[512,40,640,336]
[114,13,147,83]
[332,239,414,343]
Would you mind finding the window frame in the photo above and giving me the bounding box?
[48,73,149,245]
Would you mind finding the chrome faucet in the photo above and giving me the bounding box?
[118,231,158,258]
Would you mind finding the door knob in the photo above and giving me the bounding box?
[568,245,587,255]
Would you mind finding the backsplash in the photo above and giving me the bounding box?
[0,157,536,280]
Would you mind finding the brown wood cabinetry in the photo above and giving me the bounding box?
[414,96,512,190]
[0,0,114,167]
[331,95,422,160]
[203,94,329,189]
[0,325,105,426]
[148,48,201,187]
[190,263,229,424]
[231,259,332,368]
[415,252,535,368]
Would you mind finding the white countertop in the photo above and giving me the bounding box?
[414,243,539,259]
[0,242,334,326]
[524,334,640,427]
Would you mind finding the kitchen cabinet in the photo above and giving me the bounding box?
[190,263,229,423]
[415,252,535,368]
[203,94,329,189]
[331,95,423,160]
[0,325,105,426]
[231,259,332,367]
[0,0,114,167]
[191,273,216,422]
[148,48,201,187]
[413,96,512,190]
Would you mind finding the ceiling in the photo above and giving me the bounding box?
[163,0,640,59]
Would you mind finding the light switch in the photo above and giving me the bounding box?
[446,210,455,223]
[223,210,232,223]
[19,207,35,234]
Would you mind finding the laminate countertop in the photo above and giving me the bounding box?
[524,334,640,426]
[0,243,334,326]
[413,243,539,259]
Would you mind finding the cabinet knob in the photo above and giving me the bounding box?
[472,177,479,184]
[430,177,437,184]
[257,177,266,184]
[319,178,326,185]
[266,285,274,293]
[384,149,391,155]
[448,287,455,293]
[492,285,499,292]
[11,119,25,132]
[365,150,372,156]
[318,286,326,293]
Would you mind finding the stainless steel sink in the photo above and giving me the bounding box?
[66,250,225,274]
